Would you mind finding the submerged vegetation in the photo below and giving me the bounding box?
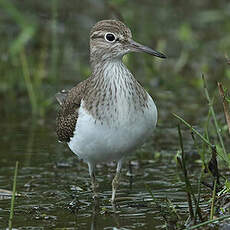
[0,0,230,229]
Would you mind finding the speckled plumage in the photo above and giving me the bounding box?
[56,20,149,142]
[56,62,148,142]
[56,79,89,142]
[55,20,166,203]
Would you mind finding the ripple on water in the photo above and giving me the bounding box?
[0,110,216,229]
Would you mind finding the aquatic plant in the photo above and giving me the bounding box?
[171,77,230,229]
[8,161,19,230]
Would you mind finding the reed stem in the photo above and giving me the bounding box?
[8,161,19,230]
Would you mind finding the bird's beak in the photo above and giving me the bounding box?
[128,39,166,59]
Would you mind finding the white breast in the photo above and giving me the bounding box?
[68,60,157,164]
[68,94,157,164]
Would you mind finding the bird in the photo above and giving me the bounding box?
[56,20,166,203]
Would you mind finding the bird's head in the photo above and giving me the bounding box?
[90,20,166,65]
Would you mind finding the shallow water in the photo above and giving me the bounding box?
[0,111,206,229]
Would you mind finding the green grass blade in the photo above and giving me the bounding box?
[173,113,229,165]
[51,0,59,80]
[202,75,227,156]
[172,113,213,148]
[185,214,230,230]
[20,49,38,115]
[8,161,19,230]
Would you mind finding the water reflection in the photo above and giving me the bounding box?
[0,113,196,228]
[0,113,200,229]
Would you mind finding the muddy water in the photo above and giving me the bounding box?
[0,109,203,229]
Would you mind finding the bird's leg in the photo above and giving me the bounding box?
[111,159,123,203]
[88,162,98,199]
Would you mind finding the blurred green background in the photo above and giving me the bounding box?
[0,1,230,228]
[0,0,229,119]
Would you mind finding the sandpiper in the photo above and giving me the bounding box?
[56,20,166,203]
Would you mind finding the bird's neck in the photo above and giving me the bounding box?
[91,58,132,82]
[84,58,148,121]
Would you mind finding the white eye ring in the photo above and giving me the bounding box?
[104,32,116,42]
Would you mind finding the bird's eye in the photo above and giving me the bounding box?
[105,33,116,42]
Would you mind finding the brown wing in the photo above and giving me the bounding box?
[56,79,89,143]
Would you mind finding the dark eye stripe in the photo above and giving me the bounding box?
[91,34,104,39]
[91,33,119,42]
